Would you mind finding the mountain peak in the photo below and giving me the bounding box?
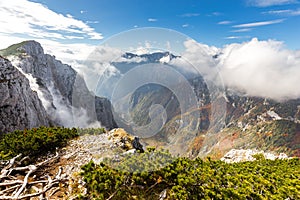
[17,40,44,56]
[0,40,44,58]
[122,51,178,63]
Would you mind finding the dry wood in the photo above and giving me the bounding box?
[0,152,68,199]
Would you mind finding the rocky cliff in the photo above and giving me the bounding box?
[0,41,117,132]
[0,56,50,133]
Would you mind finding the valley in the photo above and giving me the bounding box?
[0,40,300,199]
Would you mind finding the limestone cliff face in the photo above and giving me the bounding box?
[0,41,117,131]
[13,41,76,103]
[0,56,50,133]
[95,96,117,128]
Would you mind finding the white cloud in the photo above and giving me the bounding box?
[233,19,285,28]
[218,38,300,100]
[218,21,233,25]
[262,9,292,14]
[0,0,104,83]
[148,18,157,22]
[231,28,252,32]
[128,41,153,55]
[208,12,222,16]
[182,24,189,28]
[65,36,85,40]
[66,14,73,18]
[131,46,150,55]
[88,32,103,40]
[86,21,99,24]
[34,39,95,63]
[172,38,300,101]
[74,46,125,91]
[247,0,298,7]
[225,36,243,39]
[88,46,123,63]
[180,13,200,17]
[263,9,300,16]
[0,34,31,50]
[170,39,219,75]
[0,0,103,40]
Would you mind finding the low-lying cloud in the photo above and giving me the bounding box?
[78,38,300,101]
[176,38,300,101]
[218,38,300,101]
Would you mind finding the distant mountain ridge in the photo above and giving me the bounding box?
[0,41,299,158]
[95,49,300,158]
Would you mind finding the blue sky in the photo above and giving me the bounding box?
[1,0,300,50]
[23,0,300,49]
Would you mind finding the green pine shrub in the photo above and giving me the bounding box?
[0,126,78,160]
[77,127,106,136]
[79,149,300,199]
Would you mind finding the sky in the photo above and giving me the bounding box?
[1,0,300,101]
[1,0,300,50]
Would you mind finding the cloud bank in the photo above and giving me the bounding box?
[82,38,300,101]
[219,38,300,100]
[0,0,102,40]
[175,38,300,101]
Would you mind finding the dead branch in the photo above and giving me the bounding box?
[0,154,22,178]
[13,165,37,198]
[0,152,68,199]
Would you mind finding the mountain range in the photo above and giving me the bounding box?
[0,41,299,158]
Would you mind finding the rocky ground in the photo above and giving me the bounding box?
[56,128,139,199]
[221,148,289,163]
[0,128,139,199]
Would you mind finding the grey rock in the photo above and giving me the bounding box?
[95,96,117,129]
[0,56,50,133]
[2,40,117,130]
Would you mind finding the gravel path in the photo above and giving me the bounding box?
[50,128,135,199]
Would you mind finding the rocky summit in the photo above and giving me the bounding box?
[0,41,117,133]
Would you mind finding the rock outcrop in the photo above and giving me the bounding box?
[0,56,50,133]
[221,149,289,163]
[95,96,117,129]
